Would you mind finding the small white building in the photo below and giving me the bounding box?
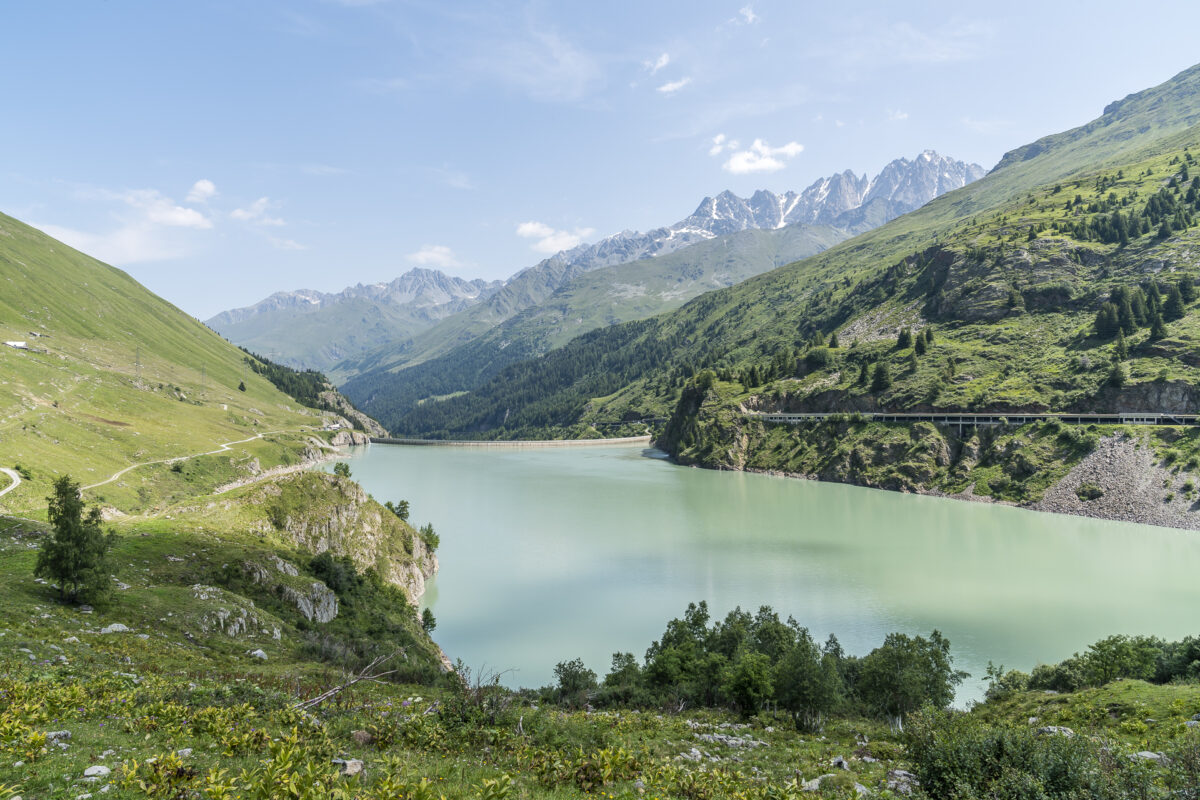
[4,341,27,350]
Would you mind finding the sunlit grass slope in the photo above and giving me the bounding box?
[0,212,324,513]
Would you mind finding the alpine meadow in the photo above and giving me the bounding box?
[7,5,1200,800]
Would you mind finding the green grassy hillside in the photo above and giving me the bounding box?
[0,212,357,515]
[0,210,450,784]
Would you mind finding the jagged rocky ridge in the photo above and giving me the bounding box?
[513,151,985,277]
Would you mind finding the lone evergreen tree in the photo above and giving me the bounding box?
[35,476,115,604]
[871,362,893,392]
[914,334,927,356]
[896,328,913,349]
[827,331,839,349]
[332,462,352,479]
[238,380,246,392]
[1115,330,1128,361]
[1164,285,1186,321]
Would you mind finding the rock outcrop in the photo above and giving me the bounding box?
[242,557,339,622]
[319,390,388,438]
[280,582,339,624]
[330,429,371,446]
[253,472,438,602]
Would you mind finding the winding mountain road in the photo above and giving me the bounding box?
[0,467,20,498]
[81,431,286,491]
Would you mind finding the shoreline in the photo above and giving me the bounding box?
[673,433,1200,533]
[370,435,651,448]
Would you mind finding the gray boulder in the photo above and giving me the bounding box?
[886,769,919,796]
[1036,726,1075,738]
[333,758,364,776]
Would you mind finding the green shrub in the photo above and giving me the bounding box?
[906,709,1105,799]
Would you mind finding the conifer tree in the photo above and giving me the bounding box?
[1179,278,1196,305]
[1149,312,1168,341]
[1107,357,1128,388]
[1164,285,1186,321]
[35,476,115,604]
[871,362,892,392]
[1093,302,1121,338]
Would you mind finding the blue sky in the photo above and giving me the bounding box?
[3,1,1200,318]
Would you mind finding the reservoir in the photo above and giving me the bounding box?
[331,442,1200,702]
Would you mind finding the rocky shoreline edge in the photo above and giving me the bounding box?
[698,432,1200,532]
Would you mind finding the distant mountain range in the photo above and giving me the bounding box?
[210,151,985,378]
[206,270,501,372]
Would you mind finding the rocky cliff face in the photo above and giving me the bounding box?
[319,389,388,438]
[249,472,438,603]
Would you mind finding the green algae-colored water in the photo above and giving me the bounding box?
[332,443,1200,701]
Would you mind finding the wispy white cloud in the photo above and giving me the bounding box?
[889,20,991,63]
[29,186,212,264]
[888,109,909,121]
[645,52,670,74]
[186,179,217,204]
[657,77,691,94]
[33,221,186,264]
[708,133,740,156]
[816,19,993,69]
[119,189,213,229]
[738,6,759,24]
[231,197,286,227]
[300,163,347,176]
[479,29,603,103]
[426,166,475,190]
[267,236,306,251]
[408,244,462,268]
[516,220,595,254]
[718,138,804,174]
